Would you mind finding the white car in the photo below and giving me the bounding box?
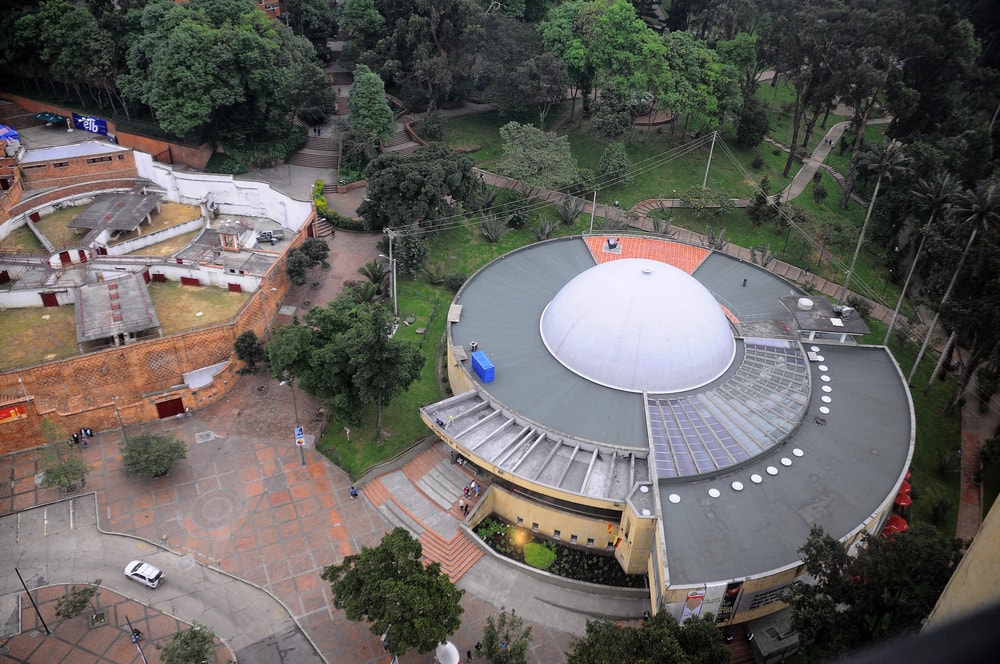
[124,560,163,588]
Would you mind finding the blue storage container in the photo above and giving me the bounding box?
[471,351,495,383]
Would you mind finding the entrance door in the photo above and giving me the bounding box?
[40,292,58,307]
[155,398,184,419]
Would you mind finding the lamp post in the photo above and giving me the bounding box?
[280,376,305,466]
[113,396,129,445]
[383,228,398,317]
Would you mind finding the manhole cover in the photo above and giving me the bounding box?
[301,300,312,308]
[178,555,196,570]
[195,431,215,444]
[256,385,270,396]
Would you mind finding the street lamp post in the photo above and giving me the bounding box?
[113,396,129,444]
[383,228,398,317]
[280,377,305,466]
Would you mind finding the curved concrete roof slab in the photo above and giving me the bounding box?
[540,258,736,393]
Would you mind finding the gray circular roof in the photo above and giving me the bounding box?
[539,258,736,392]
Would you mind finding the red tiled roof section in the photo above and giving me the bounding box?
[584,236,711,274]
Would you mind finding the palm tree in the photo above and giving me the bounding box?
[883,172,961,345]
[908,181,1000,389]
[838,140,912,304]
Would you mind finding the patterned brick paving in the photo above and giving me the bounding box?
[583,235,711,274]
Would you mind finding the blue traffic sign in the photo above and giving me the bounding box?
[295,426,304,437]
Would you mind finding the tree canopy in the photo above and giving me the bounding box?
[495,122,579,190]
[348,63,395,156]
[321,527,464,656]
[267,296,424,435]
[357,144,479,231]
[787,524,961,661]
[567,611,729,664]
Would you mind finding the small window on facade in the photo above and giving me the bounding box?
[586,538,595,548]
[570,535,578,544]
[531,522,539,532]
[516,516,524,526]
[607,541,615,551]
[117,154,125,160]
[553,529,561,540]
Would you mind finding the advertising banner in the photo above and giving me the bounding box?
[72,113,109,135]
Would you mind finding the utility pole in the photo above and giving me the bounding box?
[282,376,306,466]
[702,131,717,189]
[383,228,398,317]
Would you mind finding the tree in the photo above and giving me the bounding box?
[598,142,632,187]
[159,622,217,664]
[567,611,728,664]
[357,145,479,231]
[321,527,464,656]
[121,433,187,478]
[300,237,330,264]
[339,0,386,64]
[267,296,424,436]
[348,64,395,157]
[788,524,961,661]
[495,122,579,190]
[54,581,101,620]
[41,448,89,493]
[38,417,67,446]
[480,607,532,664]
[285,238,330,285]
[916,181,1000,405]
[285,249,313,286]
[234,330,267,374]
[884,171,962,344]
[590,86,633,140]
[119,0,328,145]
[838,140,911,304]
[362,0,481,110]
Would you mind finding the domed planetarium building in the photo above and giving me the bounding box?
[421,235,914,631]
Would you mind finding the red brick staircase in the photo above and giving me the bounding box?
[359,445,484,583]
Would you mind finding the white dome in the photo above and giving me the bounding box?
[539,258,735,393]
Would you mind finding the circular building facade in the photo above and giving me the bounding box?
[422,235,914,627]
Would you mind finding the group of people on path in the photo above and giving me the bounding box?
[458,479,480,516]
[69,426,93,448]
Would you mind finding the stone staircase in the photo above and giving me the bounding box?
[288,135,340,169]
[725,624,756,664]
[382,125,420,156]
[360,444,484,582]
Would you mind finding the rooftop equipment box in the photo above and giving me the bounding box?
[471,350,495,383]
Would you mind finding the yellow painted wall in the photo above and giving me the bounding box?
[615,504,657,574]
[477,485,624,554]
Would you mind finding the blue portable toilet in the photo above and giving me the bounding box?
[471,350,495,383]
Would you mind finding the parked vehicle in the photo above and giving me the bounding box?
[256,228,285,243]
[124,560,163,588]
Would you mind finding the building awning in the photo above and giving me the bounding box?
[32,112,68,124]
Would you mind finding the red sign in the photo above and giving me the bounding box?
[0,404,27,424]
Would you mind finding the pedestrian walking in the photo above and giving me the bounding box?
[464,485,470,498]
[349,486,358,500]
[475,642,482,655]
[467,649,473,661]
[463,503,470,516]
[469,479,477,493]
[475,485,481,498]
[458,498,465,513]
[71,432,79,446]
[450,450,456,465]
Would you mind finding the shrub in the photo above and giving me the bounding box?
[524,542,556,570]
[312,180,365,231]
[444,273,467,293]
[751,154,765,170]
[417,110,445,141]
[121,433,187,478]
[812,183,829,203]
[481,213,510,243]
